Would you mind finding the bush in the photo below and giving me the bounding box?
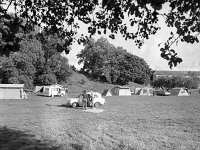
[37,74,57,85]
[151,76,200,89]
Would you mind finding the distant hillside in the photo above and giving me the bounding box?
[64,71,142,97]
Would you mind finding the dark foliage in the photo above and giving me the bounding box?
[0,32,71,88]
[151,74,200,89]
[77,37,152,85]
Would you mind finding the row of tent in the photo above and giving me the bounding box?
[0,84,193,99]
[102,86,155,96]
[0,84,67,99]
[102,86,190,96]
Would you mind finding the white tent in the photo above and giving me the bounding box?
[136,86,155,96]
[169,87,189,96]
[110,86,131,96]
[34,86,43,93]
[102,89,112,96]
[34,84,66,97]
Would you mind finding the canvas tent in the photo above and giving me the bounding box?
[0,84,27,99]
[102,89,112,96]
[154,87,171,96]
[169,87,189,96]
[34,84,66,97]
[189,89,200,96]
[127,82,142,94]
[34,85,44,93]
[136,86,155,96]
[110,86,131,96]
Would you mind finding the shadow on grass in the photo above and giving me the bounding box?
[36,94,55,97]
[56,104,94,110]
[46,104,72,108]
[46,104,85,110]
[0,126,61,150]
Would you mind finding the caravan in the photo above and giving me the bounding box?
[34,84,66,97]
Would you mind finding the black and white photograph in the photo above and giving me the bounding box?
[0,0,200,149]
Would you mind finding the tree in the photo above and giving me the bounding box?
[37,73,57,86]
[48,54,71,84]
[77,37,152,85]
[0,52,36,89]
[0,31,71,87]
[1,0,200,68]
[120,52,152,85]
[37,33,71,84]
[0,12,22,56]
[151,75,200,89]
[0,34,43,88]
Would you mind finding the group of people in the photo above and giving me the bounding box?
[81,89,94,110]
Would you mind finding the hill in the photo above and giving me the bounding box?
[65,71,142,97]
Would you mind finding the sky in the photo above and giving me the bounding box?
[67,5,200,71]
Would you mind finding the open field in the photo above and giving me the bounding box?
[0,94,200,150]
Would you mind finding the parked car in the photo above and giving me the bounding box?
[67,92,106,108]
[155,89,171,96]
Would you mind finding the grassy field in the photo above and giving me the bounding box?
[0,94,200,150]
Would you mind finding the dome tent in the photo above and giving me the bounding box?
[102,89,112,96]
[135,86,155,96]
[169,87,189,96]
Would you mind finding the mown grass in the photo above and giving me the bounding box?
[0,94,200,150]
[0,126,61,150]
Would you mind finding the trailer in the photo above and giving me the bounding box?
[35,84,66,97]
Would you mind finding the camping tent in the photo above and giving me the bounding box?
[136,86,155,96]
[154,87,171,96]
[34,85,43,93]
[127,82,142,94]
[34,84,66,97]
[169,87,189,96]
[189,89,200,96]
[102,89,112,96]
[0,84,27,99]
[110,86,131,96]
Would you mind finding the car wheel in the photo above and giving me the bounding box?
[72,102,78,108]
[94,102,101,108]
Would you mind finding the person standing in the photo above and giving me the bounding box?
[82,90,88,110]
[90,89,94,108]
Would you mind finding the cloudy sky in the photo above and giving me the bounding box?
[68,5,200,71]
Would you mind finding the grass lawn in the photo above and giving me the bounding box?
[0,94,200,150]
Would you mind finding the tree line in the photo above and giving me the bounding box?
[0,14,152,88]
[151,73,200,90]
[77,37,153,85]
[0,30,71,89]
[0,14,153,88]
[1,21,199,90]
[0,34,153,88]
